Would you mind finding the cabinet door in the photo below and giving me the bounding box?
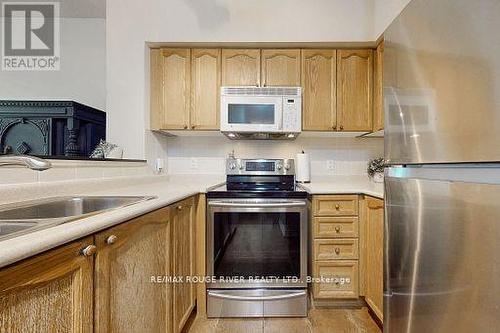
[365,197,384,321]
[221,49,260,86]
[94,208,171,333]
[171,197,196,333]
[261,49,301,86]
[337,49,373,131]
[373,42,384,131]
[162,48,191,129]
[301,49,337,131]
[0,237,94,333]
[191,49,221,130]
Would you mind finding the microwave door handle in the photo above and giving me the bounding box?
[208,201,306,208]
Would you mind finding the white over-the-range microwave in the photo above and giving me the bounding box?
[220,86,301,140]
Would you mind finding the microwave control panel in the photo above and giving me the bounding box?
[282,96,302,132]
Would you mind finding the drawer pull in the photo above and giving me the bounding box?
[335,204,340,210]
[335,226,341,233]
[80,245,97,257]
[177,205,183,211]
[334,247,340,255]
[106,235,118,245]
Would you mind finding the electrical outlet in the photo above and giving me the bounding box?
[155,158,165,174]
[190,157,199,170]
[326,160,336,171]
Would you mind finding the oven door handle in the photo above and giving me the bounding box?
[207,290,306,301]
[208,201,306,208]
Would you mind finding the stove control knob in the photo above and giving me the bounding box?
[284,164,291,170]
[276,163,283,170]
[229,162,237,170]
[239,164,244,170]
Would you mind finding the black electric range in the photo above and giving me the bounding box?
[206,158,307,199]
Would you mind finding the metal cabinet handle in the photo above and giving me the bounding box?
[335,226,341,233]
[339,125,344,130]
[183,125,188,129]
[106,235,118,245]
[191,125,196,129]
[81,245,97,257]
[334,247,341,254]
[335,204,340,210]
[332,125,336,130]
[177,205,183,210]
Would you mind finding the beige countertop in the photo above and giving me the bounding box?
[0,174,224,269]
[0,174,383,269]
[297,176,384,199]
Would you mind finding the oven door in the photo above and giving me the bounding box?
[220,96,283,133]
[207,199,307,289]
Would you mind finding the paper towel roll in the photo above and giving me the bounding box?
[295,152,310,183]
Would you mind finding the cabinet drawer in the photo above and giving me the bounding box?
[313,217,358,238]
[313,195,359,216]
[314,239,359,260]
[313,261,359,299]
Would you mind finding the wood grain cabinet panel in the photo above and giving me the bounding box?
[261,49,301,86]
[313,261,359,299]
[191,49,221,130]
[337,49,373,131]
[171,197,196,333]
[313,217,359,238]
[364,197,384,322]
[313,195,359,216]
[162,48,191,130]
[301,49,337,131]
[373,42,384,132]
[314,239,359,260]
[94,208,171,333]
[0,237,94,333]
[221,49,261,86]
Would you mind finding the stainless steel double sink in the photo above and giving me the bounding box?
[0,196,156,241]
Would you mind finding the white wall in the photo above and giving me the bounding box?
[373,0,411,38]
[0,18,106,110]
[166,136,384,177]
[106,0,376,159]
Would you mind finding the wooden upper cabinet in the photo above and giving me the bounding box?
[162,48,191,129]
[373,42,384,132]
[301,49,337,131]
[337,49,373,131]
[191,49,221,130]
[94,208,171,333]
[365,197,384,322]
[221,49,261,86]
[0,237,94,333]
[261,49,301,86]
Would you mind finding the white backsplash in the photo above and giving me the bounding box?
[165,136,383,177]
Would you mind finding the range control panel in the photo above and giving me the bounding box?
[226,158,295,176]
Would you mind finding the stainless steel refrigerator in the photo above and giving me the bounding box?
[383,0,500,332]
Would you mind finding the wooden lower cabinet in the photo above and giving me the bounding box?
[94,207,171,333]
[171,197,196,333]
[364,197,384,322]
[310,195,361,305]
[0,237,94,333]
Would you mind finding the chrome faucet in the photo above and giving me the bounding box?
[0,155,52,171]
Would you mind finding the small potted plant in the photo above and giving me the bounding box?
[367,157,385,183]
